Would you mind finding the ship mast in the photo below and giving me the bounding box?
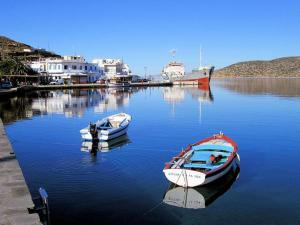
[170,49,177,62]
[199,45,202,68]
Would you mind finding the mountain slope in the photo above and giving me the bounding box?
[214,57,300,77]
[0,35,60,60]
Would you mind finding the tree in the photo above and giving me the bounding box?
[0,57,36,76]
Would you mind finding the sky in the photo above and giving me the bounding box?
[1,0,299,75]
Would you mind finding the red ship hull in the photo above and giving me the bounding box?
[173,76,210,90]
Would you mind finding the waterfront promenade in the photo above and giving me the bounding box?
[0,119,41,225]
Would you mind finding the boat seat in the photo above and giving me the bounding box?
[190,151,230,167]
[192,144,234,152]
[192,150,231,158]
[190,152,213,162]
[108,120,120,128]
[183,163,221,170]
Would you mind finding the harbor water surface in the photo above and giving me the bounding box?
[2,78,300,225]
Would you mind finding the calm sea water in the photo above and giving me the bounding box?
[1,78,300,225]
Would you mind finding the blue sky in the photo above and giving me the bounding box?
[1,0,299,75]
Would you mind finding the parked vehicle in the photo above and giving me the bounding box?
[95,79,106,84]
[49,79,64,85]
[1,81,13,89]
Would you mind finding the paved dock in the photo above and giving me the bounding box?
[0,81,172,97]
[0,119,41,225]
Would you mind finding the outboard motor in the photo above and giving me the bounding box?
[89,123,98,141]
[89,123,99,155]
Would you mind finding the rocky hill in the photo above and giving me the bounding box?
[0,36,60,60]
[214,57,300,77]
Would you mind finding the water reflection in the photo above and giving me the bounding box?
[0,86,214,124]
[81,134,131,153]
[163,166,240,209]
[163,86,213,104]
[162,86,213,120]
[31,89,105,117]
[215,78,300,98]
[0,94,35,124]
[94,88,132,113]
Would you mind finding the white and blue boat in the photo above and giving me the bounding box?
[80,113,131,141]
[163,133,240,187]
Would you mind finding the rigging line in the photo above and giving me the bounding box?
[130,170,187,223]
[127,200,164,225]
[135,170,186,221]
[142,201,164,217]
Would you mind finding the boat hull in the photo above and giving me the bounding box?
[172,66,214,86]
[173,76,210,89]
[98,124,129,141]
[163,155,239,187]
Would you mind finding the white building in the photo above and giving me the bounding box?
[30,56,103,84]
[92,59,131,78]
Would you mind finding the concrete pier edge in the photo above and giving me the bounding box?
[0,119,42,225]
[0,81,172,97]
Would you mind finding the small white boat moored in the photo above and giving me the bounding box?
[163,132,240,187]
[80,113,132,141]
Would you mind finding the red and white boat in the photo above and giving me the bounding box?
[163,132,240,187]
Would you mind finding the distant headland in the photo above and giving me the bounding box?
[214,57,300,78]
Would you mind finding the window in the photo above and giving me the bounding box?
[85,66,87,70]
[64,65,68,70]
[90,66,92,71]
[53,64,57,70]
[80,66,82,70]
[72,65,77,70]
[48,64,52,70]
[57,65,61,70]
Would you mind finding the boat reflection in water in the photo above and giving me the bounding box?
[163,166,240,209]
[81,134,131,154]
[98,134,131,152]
[163,85,213,120]
[163,86,213,103]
